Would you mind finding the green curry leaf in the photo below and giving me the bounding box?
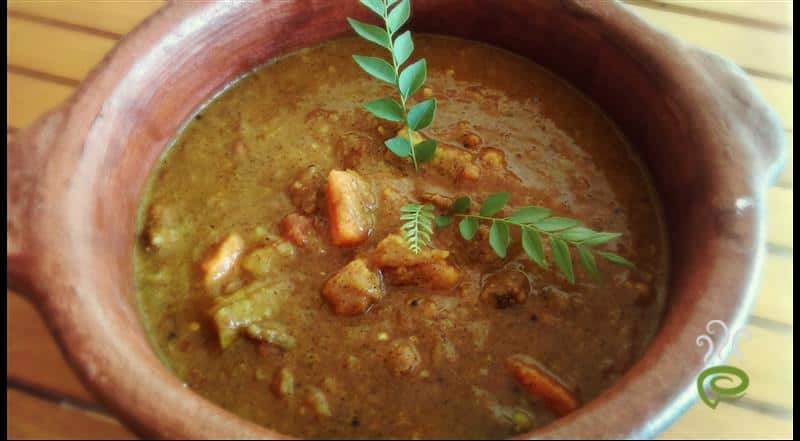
[347,18,390,48]
[578,246,600,280]
[597,251,635,268]
[414,139,437,163]
[459,217,479,240]
[452,196,471,214]
[387,0,411,33]
[399,59,427,100]
[557,227,599,242]
[521,228,546,268]
[550,237,575,283]
[385,136,412,157]
[406,98,436,130]
[507,206,551,224]
[581,232,623,246]
[392,31,414,65]
[400,204,435,254]
[352,55,396,84]
[363,97,405,121]
[359,0,385,16]
[489,221,510,258]
[435,215,453,227]
[480,192,509,217]
[533,217,580,232]
[350,1,437,171]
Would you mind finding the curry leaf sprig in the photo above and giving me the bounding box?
[434,193,634,283]
[348,0,437,171]
[399,203,436,254]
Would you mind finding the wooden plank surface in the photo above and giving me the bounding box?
[750,76,793,131]
[7,293,99,404]
[625,2,793,79]
[7,388,136,440]
[8,16,115,81]
[660,399,793,440]
[7,0,163,36]
[635,0,793,29]
[6,73,73,129]
[779,132,792,188]
[6,1,793,439]
[733,325,793,409]
[767,187,794,249]
[751,253,793,326]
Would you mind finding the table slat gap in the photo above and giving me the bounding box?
[7,9,123,40]
[624,0,793,33]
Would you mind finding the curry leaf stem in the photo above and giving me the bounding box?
[454,214,577,243]
[380,0,419,170]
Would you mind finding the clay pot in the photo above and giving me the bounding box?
[6,1,784,439]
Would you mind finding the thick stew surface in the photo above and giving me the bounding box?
[135,35,668,439]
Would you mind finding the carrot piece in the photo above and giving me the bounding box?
[505,354,580,416]
[326,170,375,246]
[279,213,315,247]
[201,233,245,286]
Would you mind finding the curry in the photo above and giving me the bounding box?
[135,35,668,439]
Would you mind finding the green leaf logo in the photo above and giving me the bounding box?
[696,365,749,409]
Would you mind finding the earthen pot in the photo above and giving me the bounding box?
[6,0,785,439]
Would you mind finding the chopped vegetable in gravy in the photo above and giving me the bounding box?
[135,35,668,439]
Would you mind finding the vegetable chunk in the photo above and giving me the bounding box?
[505,354,580,416]
[143,204,185,251]
[322,258,383,316]
[209,281,291,348]
[426,142,480,181]
[240,241,295,277]
[372,234,461,289]
[280,213,317,248]
[245,320,296,350]
[383,261,461,290]
[304,386,332,418]
[326,169,376,246]
[481,269,531,308]
[473,387,535,433]
[372,233,449,267]
[385,339,421,375]
[288,165,325,214]
[201,233,245,286]
[271,367,295,399]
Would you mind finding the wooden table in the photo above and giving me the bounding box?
[7,1,793,439]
